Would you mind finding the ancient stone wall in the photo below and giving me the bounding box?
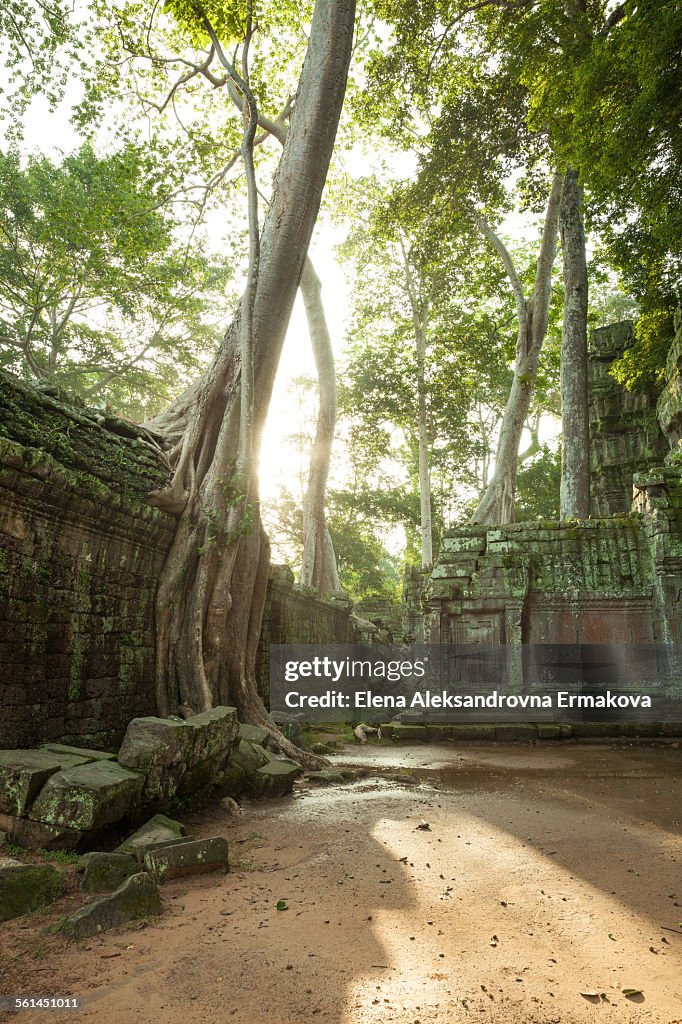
[588,321,668,515]
[256,565,357,700]
[0,373,358,747]
[0,371,175,751]
[427,318,682,651]
[425,516,669,646]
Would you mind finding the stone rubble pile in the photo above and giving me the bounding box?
[0,710,303,922]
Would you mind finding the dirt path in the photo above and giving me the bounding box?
[2,743,681,1024]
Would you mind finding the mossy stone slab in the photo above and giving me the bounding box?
[0,750,89,817]
[237,724,270,748]
[117,717,191,772]
[59,872,161,939]
[185,707,238,764]
[40,744,117,762]
[29,761,144,831]
[117,708,237,802]
[0,811,82,851]
[115,813,187,861]
[143,836,228,883]
[255,759,302,798]
[80,852,140,893]
[0,857,62,921]
[230,740,273,777]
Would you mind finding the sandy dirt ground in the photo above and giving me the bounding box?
[1,742,681,1024]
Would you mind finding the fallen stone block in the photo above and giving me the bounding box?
[255,759,302,798]
[237,724,270,748]
[59,872,161,939]
[217,762,249,797]
[143,836,228,883]
[40,744,117,762]
[117,717,191,802]
[80,852,140,893]
[176,757,220,796]
[0,813,82,851]
[0,749,90,817]
[118,707,238,802]
[115,813,187,862]
[132,834,197,860]
[0,857,62,921]
[29,761,144,832]
[230,740,273,777]
[185,707,238,765]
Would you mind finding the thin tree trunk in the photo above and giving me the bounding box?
[416,324,433,567]
[517,411,542,464]
[145,0,356,763]
[399,238,433,567]
[559,165,590,519]
[299,258,342,592]
[472,171,563,525]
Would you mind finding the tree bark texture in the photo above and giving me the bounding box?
[144,0,356,760]
[471,171,563,526]
[399,240,433,567]
[299,258,342,593]
[416,323,433,567]
[559,165,590,519]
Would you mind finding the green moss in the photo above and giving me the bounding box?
[68,561,92,702]
[0,862,62,921]
[0,369,169,500]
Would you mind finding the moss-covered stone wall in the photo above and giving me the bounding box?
[0,373,359,745]
[657,307,682,452]
[0,371,176,750]
[426,457,682,648]
[256,566,357,701]
[588,321,668,515]
[426,516,665,645]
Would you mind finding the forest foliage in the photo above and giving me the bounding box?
[1,0,680,609]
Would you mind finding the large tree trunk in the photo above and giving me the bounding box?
[145,0,356,762]
[299,258,342,593]
[559,165,590,519]
[472,171,563,525]
[229,95,341,594]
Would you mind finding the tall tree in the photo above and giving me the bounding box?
[299,259,342,593]
[138,0,356,757]
[472,172,563,524]
[362,0,674,522]
[559,166,590,518]
[220,95,342,595]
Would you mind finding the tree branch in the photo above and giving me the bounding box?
[476,214,527,326]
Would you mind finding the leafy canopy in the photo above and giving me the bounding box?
[0,143,235,418]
